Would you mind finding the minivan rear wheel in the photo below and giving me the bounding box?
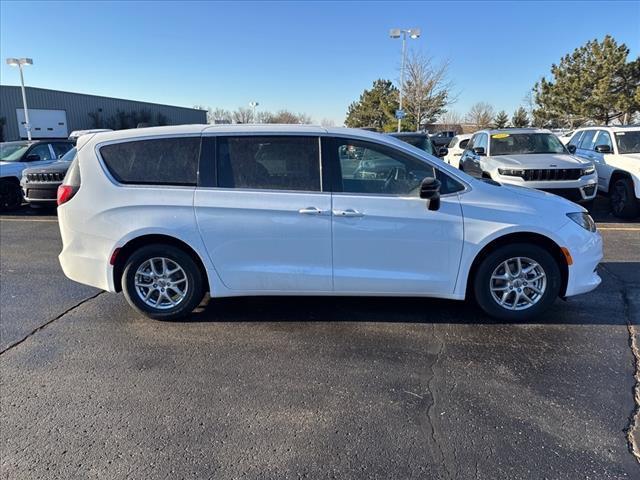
[473,243,561,321]
[122,244,204,320]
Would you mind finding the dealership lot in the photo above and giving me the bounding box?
[1,199,639,478]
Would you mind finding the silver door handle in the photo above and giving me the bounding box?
[298,207,324,215]
[333,209,364,217]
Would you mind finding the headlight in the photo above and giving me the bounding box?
[498,168,525,177]
[581,164,596,176]
[567,212,596,232]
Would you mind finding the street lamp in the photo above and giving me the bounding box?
[249,101,259,123]
[389,28,420,132]
[6,57,34,140]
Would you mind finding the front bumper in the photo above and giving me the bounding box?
[557,220,603,297]
[492,173,598,203]
[21,181,60,204]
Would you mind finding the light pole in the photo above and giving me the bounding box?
[6,57,34,140]
[249,101,259,123]
[389,28,420,132]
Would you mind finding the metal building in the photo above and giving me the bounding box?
[0,86,207,141]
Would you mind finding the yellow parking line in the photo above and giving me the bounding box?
[598,227,640,231]
[0,218,58,223]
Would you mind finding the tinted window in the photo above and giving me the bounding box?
[394,135,434,155]
[28,144,53,161]
[459,139,469,149]
[217,136,320,191]
[337,139,436,195]
[52,142,73,158]
[615,131,640,154]
[578,130,597,150]
[568,131,583,147]
[100,137,200,185]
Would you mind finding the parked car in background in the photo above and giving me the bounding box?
[389,132,448,158]
[0,139,73,210]
[68,129,112,144]
[569,125,640,218]
[444,134,472,168]
[459,128,597,205]
[430,130,457,147]
[21,147,77,208]
[57,125,601,323]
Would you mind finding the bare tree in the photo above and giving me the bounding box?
[211,107,232,124]
[320,118,335,127]
[438,110,463,131]
[261,110,312,124]
[466,102,495,129]
[402,51,456,131]
[232,107,254,124]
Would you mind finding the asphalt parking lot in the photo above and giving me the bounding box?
[1,197,639,479]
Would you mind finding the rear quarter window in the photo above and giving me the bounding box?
[99,137,200,185]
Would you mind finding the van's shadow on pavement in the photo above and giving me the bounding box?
[179,261,637,326]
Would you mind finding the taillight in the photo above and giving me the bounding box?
[57,185,77,205]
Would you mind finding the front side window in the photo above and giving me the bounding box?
[594,131,613,150]
[28,144,53,161]
[337,139,436,195]
[614,131,640,154]
[100,137,200,185]
[489,133,565,156]
[217,136,320,191]
[459,139,470,149]
[52,142,73,158]
[475,134,488,152]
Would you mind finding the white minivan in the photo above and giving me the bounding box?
[57,125,602,321]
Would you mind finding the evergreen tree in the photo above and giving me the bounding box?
[511,107,529,128]
[345,79,399,132]
[492,110,509,128]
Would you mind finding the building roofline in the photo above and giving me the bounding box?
[0,84,204,113]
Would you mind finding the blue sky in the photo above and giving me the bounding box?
[1,1,639,124]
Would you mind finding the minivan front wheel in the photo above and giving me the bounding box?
[473,243,561,321]
[122,244,204,320]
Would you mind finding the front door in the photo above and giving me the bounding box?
[195,135,333,292]
[328,137,465,295]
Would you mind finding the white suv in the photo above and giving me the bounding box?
[568,126,640,218]
[57,125,602,321]
[459,128,598,204]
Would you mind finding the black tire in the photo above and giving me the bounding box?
[0,179,22,211]
[610,177,639,219]
[473,243,561,321]
[122,244,205,320]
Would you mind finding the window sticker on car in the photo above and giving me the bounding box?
[492,133,510,139]
[616,132,625,136]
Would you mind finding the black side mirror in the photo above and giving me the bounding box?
[419,177,441,211]
[473,147,485,156]
[25,154,41,161]
[595,144,611,154]
[567,144,577,154]
[437,147,448,157]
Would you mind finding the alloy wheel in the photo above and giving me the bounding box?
[490,257,547,311]
[134,257,188,310]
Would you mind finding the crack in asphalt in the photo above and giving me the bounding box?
[425,324,453,480]
[0,291,104,356]
[600,264,640,463]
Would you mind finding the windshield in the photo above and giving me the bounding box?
[490,133,567,156]
[615,131,640,154]
[0,142,30,162]
[395,136,434,155]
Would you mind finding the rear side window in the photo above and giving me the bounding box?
[217,136,320,191]
[568,131,583,148]
[100,137,200,185]
[578,130,596,150]
[459,139,469,149]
